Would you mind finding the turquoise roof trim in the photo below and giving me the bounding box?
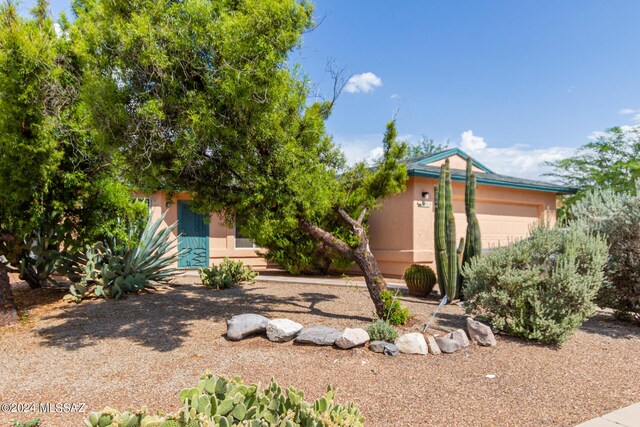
[407,168,577,194]
[416,148,495,173]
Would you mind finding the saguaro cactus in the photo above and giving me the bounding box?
[434,160,462,300]
[458,157,482,296]
[434,157,482,301]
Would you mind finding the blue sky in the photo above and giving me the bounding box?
[24,0,640,179]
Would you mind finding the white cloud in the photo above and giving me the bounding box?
[344,72,382,94]
[390,93,400,99]
[619,108,637,115]
[454,130,575,180]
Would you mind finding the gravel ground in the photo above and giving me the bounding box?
[1,278,639,427]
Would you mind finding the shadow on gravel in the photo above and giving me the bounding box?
[579,312,640,340]
[34,284,372,352]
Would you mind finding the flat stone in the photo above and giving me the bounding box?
[445,329,470,348]
[435,336,461,354]
[426,335,441,355]
[266,318,303,342]
[466,317,497,346]
[369,340,388,353]
[226,314,269,341]
[336,328,370,349]
[395,332,427,355]
[383,343,399,357]
[295,326,341,346]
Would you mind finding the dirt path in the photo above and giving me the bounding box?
[1,281,639,426]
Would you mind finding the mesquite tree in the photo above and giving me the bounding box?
[75,0,409,318]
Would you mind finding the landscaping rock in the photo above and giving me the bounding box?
[295,326,341,346]
[467,317,497,346]
[395,332,427,355]
[226,314,269,341]
[446,329,470,348]
[368,340,388,353]
[266,318,303,342]
[435,336,461,354]
[383,343,399,357]
[426,335,441,355]
[336,328,370,349]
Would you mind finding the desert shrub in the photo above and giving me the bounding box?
[366,319,398,342]
[199,258,257,289]
[571,188,640,322]
[85,372,364,427]
[463,226,608,343]
[380,289,410,325]
[62,213,178,301]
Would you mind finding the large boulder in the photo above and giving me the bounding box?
[395,332,427,355]
[295,326,341,346]
[266,318,303,342]
[335,328,370,349]
[226,314,269,341]
[445,329,470,348]
[466,317,497,346]
[435,336,461,354]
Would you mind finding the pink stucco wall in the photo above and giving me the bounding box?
[366,177,558,277]
[141,191,270,270]
[423,154,485,172]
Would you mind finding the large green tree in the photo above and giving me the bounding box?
[0,1,144,323]
[74,0,408,317]
[545,126,640,212]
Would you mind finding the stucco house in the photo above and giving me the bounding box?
[141,148,575,277]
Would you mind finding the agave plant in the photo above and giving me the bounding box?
[64,212,180,301]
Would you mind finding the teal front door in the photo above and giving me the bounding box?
[177,201,210,268]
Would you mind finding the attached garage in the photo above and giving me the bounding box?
[367,148,575,277]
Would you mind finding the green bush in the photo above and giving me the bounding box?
[11,418,40,427]
[199,258,257,289]
[571,188,640,323]
[463,226,608,344]
[366,319,398,342]
[380,289,410,325]
[85,372,364,427]
[62,212,179,301]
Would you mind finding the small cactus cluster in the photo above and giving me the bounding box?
[84,372,364,427]
[434,157,482,301]
[403,264,437,296]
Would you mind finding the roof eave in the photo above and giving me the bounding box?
[407,169,578,194]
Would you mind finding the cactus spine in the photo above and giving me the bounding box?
[403,264,437,296]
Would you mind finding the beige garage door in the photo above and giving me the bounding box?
[453,200,540,249]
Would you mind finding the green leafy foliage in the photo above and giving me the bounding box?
[11,418,40,427]
[545,126,640,215]
[463,226,608,344]
[199,259,257,290]
[84,372,364,427]
[380,289,410,326]
[366,319,399,342]
[403,264,436,296]
[571,187,640,323]
[406,136,449,159]
[63,213,179,301]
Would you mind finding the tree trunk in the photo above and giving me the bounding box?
[299,208,388,318]
[20,264,43,289]
[0,263,18,326]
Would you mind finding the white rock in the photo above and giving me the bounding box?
[467,317,497,346]
[395,332,427,355]
[226,314,269,341]
[426,335,441,355]
[446,329,470,348]
[335,328,370,349]
[266,318,303,342]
